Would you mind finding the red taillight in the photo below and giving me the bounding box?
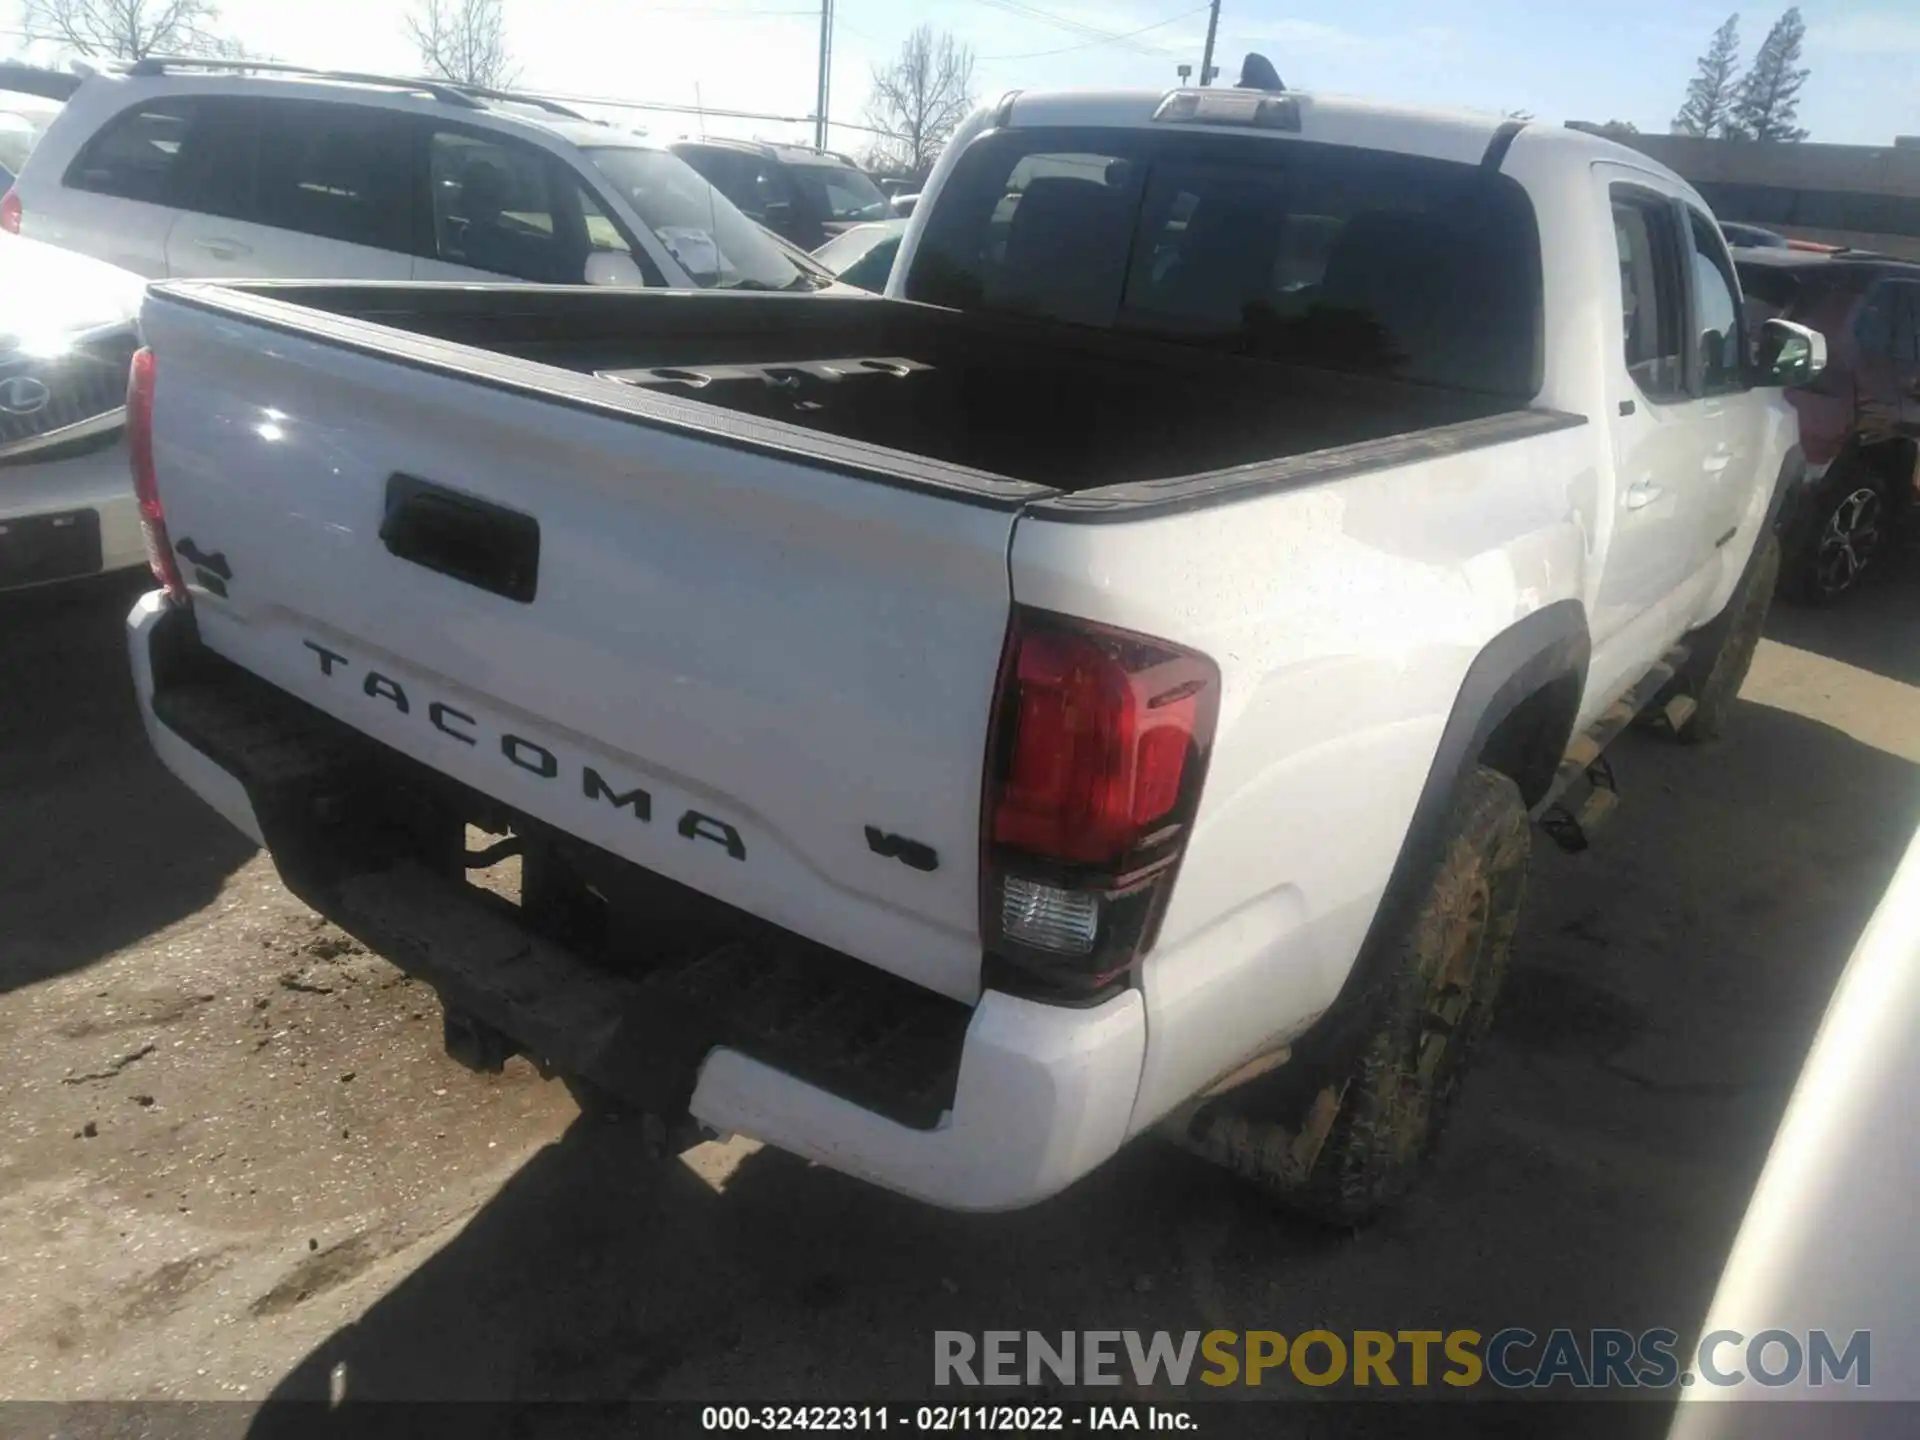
[0,188,20,234]
[128,347,190,606]
[982,608,1220,996]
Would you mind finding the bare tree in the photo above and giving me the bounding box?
[1673,14,1741,137]
[405,0,518,89]
[21,0,248,60]
[862,25,975,180]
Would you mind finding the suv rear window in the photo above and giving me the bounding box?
[65,100,194,204]
[907,126,1544,398]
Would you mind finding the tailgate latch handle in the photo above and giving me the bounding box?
[380,475,540,604]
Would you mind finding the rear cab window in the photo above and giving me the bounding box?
[906,126,1545,399]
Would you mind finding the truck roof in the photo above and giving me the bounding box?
[1000,86,1687,184]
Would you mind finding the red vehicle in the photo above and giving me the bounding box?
[1735,248,1920,601]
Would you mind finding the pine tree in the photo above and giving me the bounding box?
[1730,8,1811,142]
[1673,14,1742,136]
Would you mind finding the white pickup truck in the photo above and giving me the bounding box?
[127,82,1825,1220]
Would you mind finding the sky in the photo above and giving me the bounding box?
[5,0,1918,152]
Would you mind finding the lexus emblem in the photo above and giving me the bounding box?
[0,376,51,416]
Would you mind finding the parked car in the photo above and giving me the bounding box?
[2,58,830,293]
[1,235,146,592]
[811,218,905,292]
[670,138,894,250]
[124,78,1817,1220]
[0,80,66,190]
[1734,247,1920,602]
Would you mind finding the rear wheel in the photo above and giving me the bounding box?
[1179,767,1529,1226]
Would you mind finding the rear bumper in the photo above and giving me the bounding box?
[0,436,143,592]
[127,592,1146,1211]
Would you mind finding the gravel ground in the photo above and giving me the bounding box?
[2,562,1917,1418]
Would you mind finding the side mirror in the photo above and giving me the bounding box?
[583,251,647,288]
[1754,317,1827,388]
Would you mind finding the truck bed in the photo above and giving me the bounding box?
[202,283,1526,494]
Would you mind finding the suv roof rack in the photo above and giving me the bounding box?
[119,56,489,110]
[439,82,588,120]
[117,58,595,121]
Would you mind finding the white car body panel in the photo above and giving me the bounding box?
[164,207,414,282]
[1669,824,1920,1420]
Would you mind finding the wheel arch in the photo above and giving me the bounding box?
[1292,599,1590,1080]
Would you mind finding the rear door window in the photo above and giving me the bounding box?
[1611,192,1687,400]
[907,127,1544,398]
[254,102,412,252]
[689,149,788,224]
[788,163,891,223]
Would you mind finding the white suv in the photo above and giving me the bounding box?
[2,58,830,293]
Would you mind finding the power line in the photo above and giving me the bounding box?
[966,0,1183,58]
[482,81,903,139]
[981,3,1210,62]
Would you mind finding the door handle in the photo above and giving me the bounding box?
[193,236,252,259]
[1626,480,1661,511]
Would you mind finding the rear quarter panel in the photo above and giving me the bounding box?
[1009,424,1597,1130]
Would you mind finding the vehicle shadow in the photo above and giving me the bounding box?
[1765,545,1920,688]
[243,695,1919,1426]
[0,572,257,994]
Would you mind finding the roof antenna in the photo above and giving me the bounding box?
[1238,53,1284,91]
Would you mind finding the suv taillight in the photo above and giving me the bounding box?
[128,347,189,606]
[981,607,1220,999]
[1,188,21,234]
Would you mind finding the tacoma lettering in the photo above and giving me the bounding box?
[301,636,743,859]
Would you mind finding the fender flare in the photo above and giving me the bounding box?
[1297,599,1590,1076]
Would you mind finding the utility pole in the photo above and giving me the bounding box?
[1199,0,1222,86]
[814,0,834,149]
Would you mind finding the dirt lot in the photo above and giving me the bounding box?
[3,563,1917,1420]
